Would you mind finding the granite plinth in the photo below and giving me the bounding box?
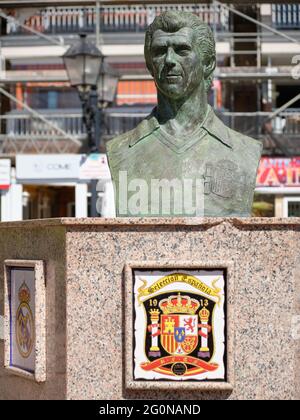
[0,217,299,400]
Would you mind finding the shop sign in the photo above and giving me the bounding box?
[257,157,300,187]
[79,153,111,180]
[16,155,82,180]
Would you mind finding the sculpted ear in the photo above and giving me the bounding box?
[204,57,216,92]
[204,57,216,79]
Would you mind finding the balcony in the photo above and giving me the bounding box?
[272,4,300,30]
[1,109,86,140]
[4,4,300,37]
[0,108,150,141]
[0,108,147,153]
[5,4,230,36]
[219,109,300,156]
[1,108,300,155]
[219,110,300,139]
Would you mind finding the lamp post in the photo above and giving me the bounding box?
[63,33,119,216]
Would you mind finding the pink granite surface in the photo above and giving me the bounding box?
[0,218,300,400]
[0,226,66,400]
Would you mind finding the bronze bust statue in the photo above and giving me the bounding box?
[106,11,262,217]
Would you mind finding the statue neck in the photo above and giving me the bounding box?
[156,84,208,136]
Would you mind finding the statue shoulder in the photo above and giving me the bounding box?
[106,125,139,169]
[227,126,263,161]
[106,129,134,157]
[106,112,157,168]
[209,110,262,162]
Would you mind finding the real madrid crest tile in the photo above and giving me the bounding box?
[124,261,234,391]
[10,269,36,372]
[4,260,46,382]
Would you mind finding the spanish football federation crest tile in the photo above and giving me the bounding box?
[133,270,225,381]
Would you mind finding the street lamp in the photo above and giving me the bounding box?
[63,33,103,96]
[63,33,120,151]
[97,61,120,108]
[63,33,119,216]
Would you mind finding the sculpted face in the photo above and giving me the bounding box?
[150,27,204,100]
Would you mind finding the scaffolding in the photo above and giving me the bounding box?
[0,2,299,155]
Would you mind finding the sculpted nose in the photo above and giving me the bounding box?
[165,47,176,66]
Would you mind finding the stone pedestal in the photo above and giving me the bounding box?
[0,218,300,400]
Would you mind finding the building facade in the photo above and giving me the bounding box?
[0,1,299,219]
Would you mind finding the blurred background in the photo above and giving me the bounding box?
[0,0,299,220]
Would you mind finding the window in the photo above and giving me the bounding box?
[25,87,81,110]
[288,201,300,216]
[283,197,300,217]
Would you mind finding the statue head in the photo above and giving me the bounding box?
[144,11,216,101]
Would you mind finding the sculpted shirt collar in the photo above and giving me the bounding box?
[129,105,233,151]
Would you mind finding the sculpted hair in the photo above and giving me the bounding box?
[144,11,216,92]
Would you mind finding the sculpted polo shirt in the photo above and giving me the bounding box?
[106,105,262,217]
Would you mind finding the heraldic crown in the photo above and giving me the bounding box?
[159,293,200,315]
[199,306,210,322]
[149,309,160,320]
[18,282,30,303]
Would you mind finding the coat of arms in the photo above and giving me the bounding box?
[16,282,35,359]
[134,271,225,380]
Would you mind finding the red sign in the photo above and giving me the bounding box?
[257,157,300,187]
[0,159,11,190]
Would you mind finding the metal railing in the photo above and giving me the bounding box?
[6,4,229,35]
[274,110,300,136]
[1,109,300,142]
[4,4,300,42]
[272,4,300,29]
[103,111,146,136]
[219,110,300,139]
[0,109,147,141]
[0,111,86,140]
